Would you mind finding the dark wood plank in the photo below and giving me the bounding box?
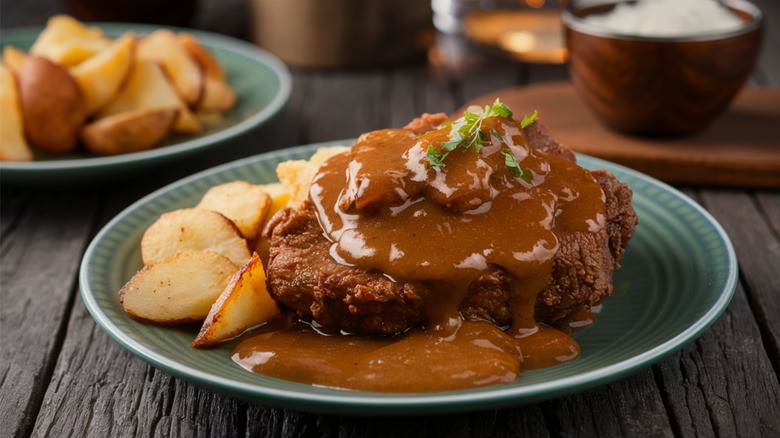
[299,70,388,143]
[655,280,780,437]
[28,296,249,437]
[388,64,458,127]
[755,191,780,243]
[1,189,100,438]
[700,191,780,374]
[541,370,673,437]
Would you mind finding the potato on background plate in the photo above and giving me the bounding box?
[0,65,33,161]
[17,55,87,154]
[120,250,239,323]
[1,15,242,162]
[70,32,135,115]
[141,208,251,266]
[2,46,27,72]
[29,15,110,66]
[80,107,178,155]
[179,33,236,111]
[137,29,203,106]
[98,59,202,134]
[192,253,281,348]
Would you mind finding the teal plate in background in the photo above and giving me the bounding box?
[79,142,738,415]
[0,23,291,185]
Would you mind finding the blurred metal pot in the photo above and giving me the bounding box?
[247,0,434,68]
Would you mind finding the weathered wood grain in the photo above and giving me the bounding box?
[755,192,780,242]
[1,190,99,438]
[300,70,387,143]
[540,369,673,438]
[701,191,780,375]
[660,284,780,437]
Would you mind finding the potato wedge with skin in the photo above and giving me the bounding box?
[137,29,203,105]
[195,181,271,241]
[120,250,239,323]
[141,208,251,266]
[277,146,350,207]
[2,46,27,72]
[98,59,202,134]
[0,65,33,161]
[192,253,280,347]
[71,32,135,114]
[30,15,110,66]
[179,33,236,111]
[18,56,87,154]
[80,107,178,155]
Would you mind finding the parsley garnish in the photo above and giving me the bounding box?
[490,128,505,143]
[426,98,514,168]
[502,149,533,183]
[424,99,536,183]
[426,144,446,167]
[520,110,538,129]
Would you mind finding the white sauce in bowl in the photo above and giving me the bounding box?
[583,0,744,37]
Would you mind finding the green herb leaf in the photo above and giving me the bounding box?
[519,168,533,184]
[502,149,533,183]
[520,110,538,129]
[427,144,447,168]
[489,98,513,118]
[441,138,461,152]
[424,99,533,172]
[490,128,505,143]
[502,149,521,177]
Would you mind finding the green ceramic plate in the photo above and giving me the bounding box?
[0,23,291,185]
[80,142,737,415]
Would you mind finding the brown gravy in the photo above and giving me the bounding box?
[233,313,582,392]
[234,110,606,392]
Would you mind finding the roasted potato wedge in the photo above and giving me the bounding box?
[195,181,272,241]
[277,146,349,207]
[257,183,291,216]
[17,56,87,154]
[71,32,135,114]
[192,253,280,348]
[98,59,202,134]
[0,65,33,161]
[137,29,203,105]
[2,45,27,72]
[119,250,239,323]
[80,107,178,155]
[30,15,110,66]
[179,33,236,111]
[141,208,251,266]
[253,182,291,264]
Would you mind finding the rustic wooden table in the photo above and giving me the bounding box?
[2,1,779,436]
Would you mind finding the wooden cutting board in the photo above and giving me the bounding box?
[459,81,780,187]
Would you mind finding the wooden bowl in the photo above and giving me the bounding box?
[563,0,763,137]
